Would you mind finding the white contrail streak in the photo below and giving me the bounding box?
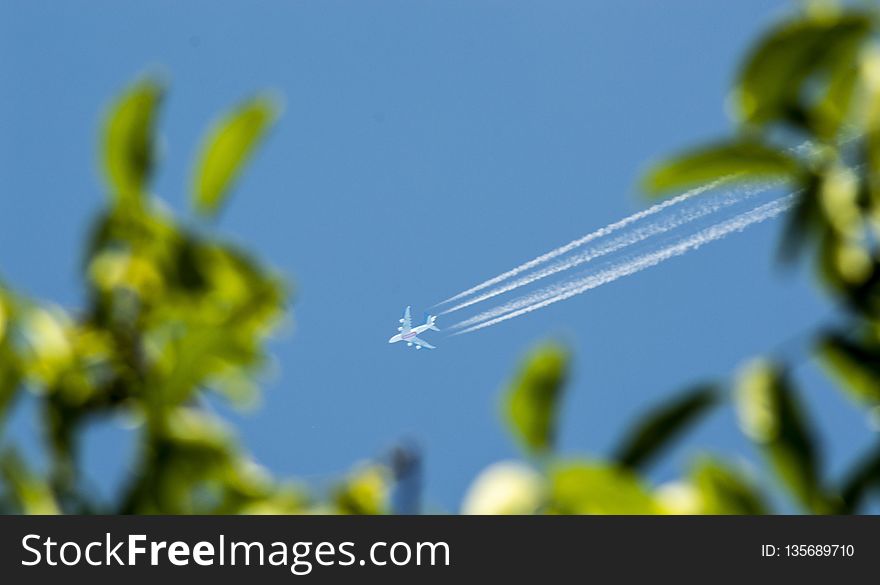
[440,181,777,315]
[435,178,731,307]
[450,193,796,335]
[436,135,846,311]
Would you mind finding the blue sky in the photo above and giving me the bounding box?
[1,0,875,512]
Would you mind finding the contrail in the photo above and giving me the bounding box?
[440,181,778,315]
[435,178,731,307]
[435,135,851,311]
[450,193,796,335]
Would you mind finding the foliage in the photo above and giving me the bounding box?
[504,343,568,457]
[613,384,718,471]
[0,75,371,514]
[193,96,279,218]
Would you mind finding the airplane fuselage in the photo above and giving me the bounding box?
[388,323,432,344]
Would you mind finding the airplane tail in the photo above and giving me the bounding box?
[426,315,440,331]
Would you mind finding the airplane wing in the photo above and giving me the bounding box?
[409,336,435,350]
[400,306,412,333]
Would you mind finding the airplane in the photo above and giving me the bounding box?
[388,306,440,350]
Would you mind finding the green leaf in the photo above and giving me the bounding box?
[735,13,871,127]
[504,343,569,456]
[0,289,26,433]
[163,407,234,455]
[333,465,389,515]
[642,140,801,196]
[0,349,19,426]
[548,460,659,514]
[812,61,860,140]
[103,78,164,206]
[691,457,768,514]
[0,450,59,514]
[0,302,21,427]
[613,384,719,471]
[192,95,279,217]
[839,445,880,513]
[734,359,832,512]
[817,331,880,405]
[777,173,823,264]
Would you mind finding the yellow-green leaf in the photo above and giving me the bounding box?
[642,140,800,196]
[818,332,880,405]
[548,461,659,514]
[192,95,279,217]
[102,78,164,206]
[735,13,870,126]
[813,61,859,140]
[734,359,832,512]
[504,343,568,456]
[691,457,768,514]
[0,451,59,514]
[333,464,389,515]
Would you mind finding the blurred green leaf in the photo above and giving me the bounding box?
[735,13,871,127]
[504,343,569,456]
[0,287,7,341]
[333,464,389,515]
[642,140,800,196]
[819,165,862,237]
[0,450,59,514]
[192,96,279,218]
[614,384,719,471]
[816,232,879,307]
[548,460,659,514]
[164,407,234,454]
[691,457,768,514]
[734,359,832,512]
[777,173,823,264]
[813,61,859,140]
[0,348,19,425]
[839,444,880,513]
[818,331,880,405]
[215,459,308,514]
[103,78,164,206]
[0,291,21,425]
